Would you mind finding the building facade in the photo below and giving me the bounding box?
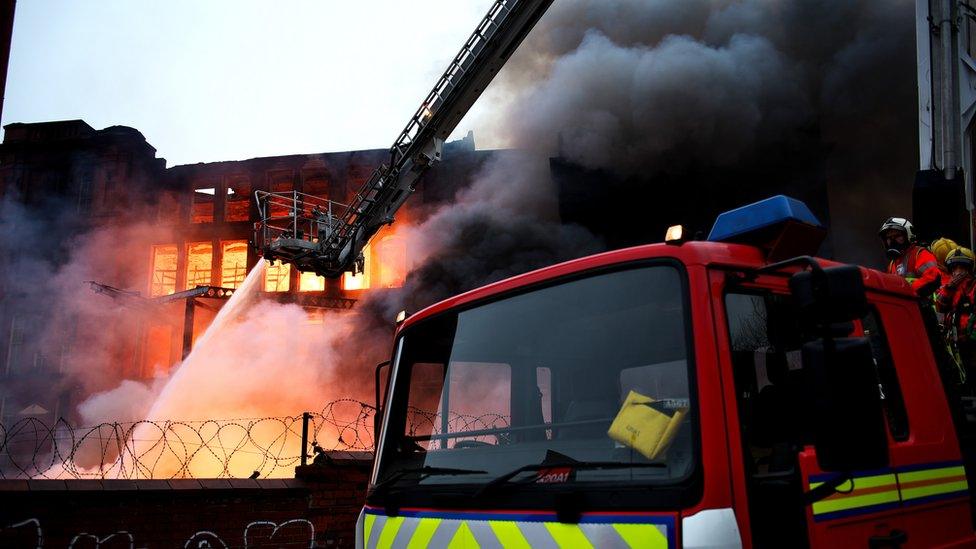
[0,120,489,425]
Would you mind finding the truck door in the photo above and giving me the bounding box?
[851,297,973,547]
[719,287,814,547]
[717,280,913,548]
[719,276,975,548]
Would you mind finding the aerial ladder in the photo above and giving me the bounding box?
[253,0,554,278]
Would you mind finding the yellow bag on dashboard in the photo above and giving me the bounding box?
[608,390,687,460]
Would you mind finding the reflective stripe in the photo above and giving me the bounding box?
[810,473,899,517]
[364,514,378,548]
[901,479,969,501]
[367,515,390,549]
[898,464,965,484]
[407,518,442,549]
[427,520,462,548]
[898,465,968,502]
[544,523,594,548]
[488,521,531,549]
[361,508,674,548]
[392,519,422,548]
[448,522,479,548]
[513,522,559,549]
[466,522,503,549]
[377,516,672,548]
[613,524,669,548]
[917,260,937,273]
[378,517,406,548]
[808,462,970,522]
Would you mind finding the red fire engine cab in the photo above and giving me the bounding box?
[359,195,976,548]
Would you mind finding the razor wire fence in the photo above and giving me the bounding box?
[0,399,376,480]
[0,399,513,480]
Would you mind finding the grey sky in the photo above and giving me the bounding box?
[4,1,500,165]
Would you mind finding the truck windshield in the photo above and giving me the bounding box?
[372,265,695,499]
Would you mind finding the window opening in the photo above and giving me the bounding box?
[303,177,329,217]
[150,245,178,296]
[342,244,372,290]
[220,241,248,288]
[264,261,291,292]
[375,235,407,288]
[269,177,294,219]
[861,309,910,441]
[225,177,251,222]
[300,270,326,292]
[191,187,215,223]
[186,242,213,288]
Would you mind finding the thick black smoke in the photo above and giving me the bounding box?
[475,0,917,267]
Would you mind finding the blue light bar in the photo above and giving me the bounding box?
[708,195,822,243]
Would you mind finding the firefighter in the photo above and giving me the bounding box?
[938,247,976,377]
[879,217,945,297]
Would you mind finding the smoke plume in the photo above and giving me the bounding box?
[0,193,177,422]
[474,0,918,266]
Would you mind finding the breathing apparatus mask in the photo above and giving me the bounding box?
[883,231,909,260]
[879,217,914,261]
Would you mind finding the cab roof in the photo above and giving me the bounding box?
[399,240,915,332]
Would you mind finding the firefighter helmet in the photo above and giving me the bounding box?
[946,247,976,272]
[931,237,959,268]
[879,217,915,260]
[879,217,915,241]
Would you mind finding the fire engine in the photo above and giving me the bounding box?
[360,195,976,548]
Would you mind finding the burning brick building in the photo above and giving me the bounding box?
[0,119,837,430]
[0,119,491,425]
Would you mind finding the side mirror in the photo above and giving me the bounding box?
[789,263,888,473]
[374,360,391,445]
[789,264,868,325]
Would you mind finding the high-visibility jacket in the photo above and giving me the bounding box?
[887,245,946,297]
[938,276,976,341]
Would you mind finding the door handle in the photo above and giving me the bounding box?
[868,529,908,548]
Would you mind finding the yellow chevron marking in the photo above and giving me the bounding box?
[447,521,480,549]
[544,523,594,549]
[487,521,531,549]
[364,513,377,547]
[407,518,443,549]
[612,524,669,549]
[377,516,405,548]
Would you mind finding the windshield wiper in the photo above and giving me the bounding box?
[371,466,488,497]
[474,453,666,498]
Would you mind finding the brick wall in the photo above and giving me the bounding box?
[0,452,372,548]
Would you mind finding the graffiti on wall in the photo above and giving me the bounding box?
[0,518,315,548]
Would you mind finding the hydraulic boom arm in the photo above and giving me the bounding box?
[254,0,553,277]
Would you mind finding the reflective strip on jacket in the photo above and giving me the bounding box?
[887,245,946,297]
